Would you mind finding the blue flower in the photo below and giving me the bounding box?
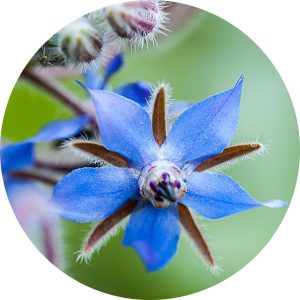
[1,116,90,175]
[1,116,90,265]
[84,53,152,107]
[52,76,287,271]
[84,53,190,113]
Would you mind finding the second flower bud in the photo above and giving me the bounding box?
[58,18,104,70]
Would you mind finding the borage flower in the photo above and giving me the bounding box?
[52,77,287,271]
[1,116,90,266]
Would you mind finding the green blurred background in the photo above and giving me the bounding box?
[2,6,299,300]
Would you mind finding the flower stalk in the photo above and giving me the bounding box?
[41,220,57,265]
[10,170,58,186]
[35,159,87,173]
[21,68,98,126]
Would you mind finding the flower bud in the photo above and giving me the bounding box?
[105,0,169,48]
[58,18,104,70]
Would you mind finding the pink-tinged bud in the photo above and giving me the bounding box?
[123,0,158,11]
[105,0,169,48]
[9,182,63,267]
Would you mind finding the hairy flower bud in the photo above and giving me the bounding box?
[58,18,105,71]
[105,0,169,48]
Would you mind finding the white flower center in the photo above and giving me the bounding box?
[138,160,187,208]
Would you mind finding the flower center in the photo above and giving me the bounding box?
[138,160,187,208]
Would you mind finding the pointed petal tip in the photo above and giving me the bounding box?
[75,80,89,93]
[161,76,245,169]
[122,202,180,272]
[263,199,288,208]
[146,262,169,272]
[183,173,288,219]
[236,75,244,86]
[105,52,124,78]
[122,240,173,272]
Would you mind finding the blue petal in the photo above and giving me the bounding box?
[161,77,244,170]
[180,172,287,219]
[1,116,90,175]
[114,81,151,107]
[123,201,180,271]
[84,70,103,89]
[89,89,159,169]
[84,53,124,90]
[52,167,139,222]
[104,53,123,81]
[168,100,191,118]
[4,178,35,202]
[1,143,34,175]
[28,116,90,143]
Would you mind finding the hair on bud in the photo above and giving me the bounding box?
[57,17,114,72]
[103,0,170,49]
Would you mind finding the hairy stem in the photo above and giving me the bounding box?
[22,68,97,126]
[10,170,58,186]
[35,159,87,173]
[41,221,57,265]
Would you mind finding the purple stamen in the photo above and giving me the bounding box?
[174,180,181,189]
[162,172,170,182]
[150,181,158,192]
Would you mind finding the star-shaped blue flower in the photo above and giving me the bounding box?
[52,76,287,271]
